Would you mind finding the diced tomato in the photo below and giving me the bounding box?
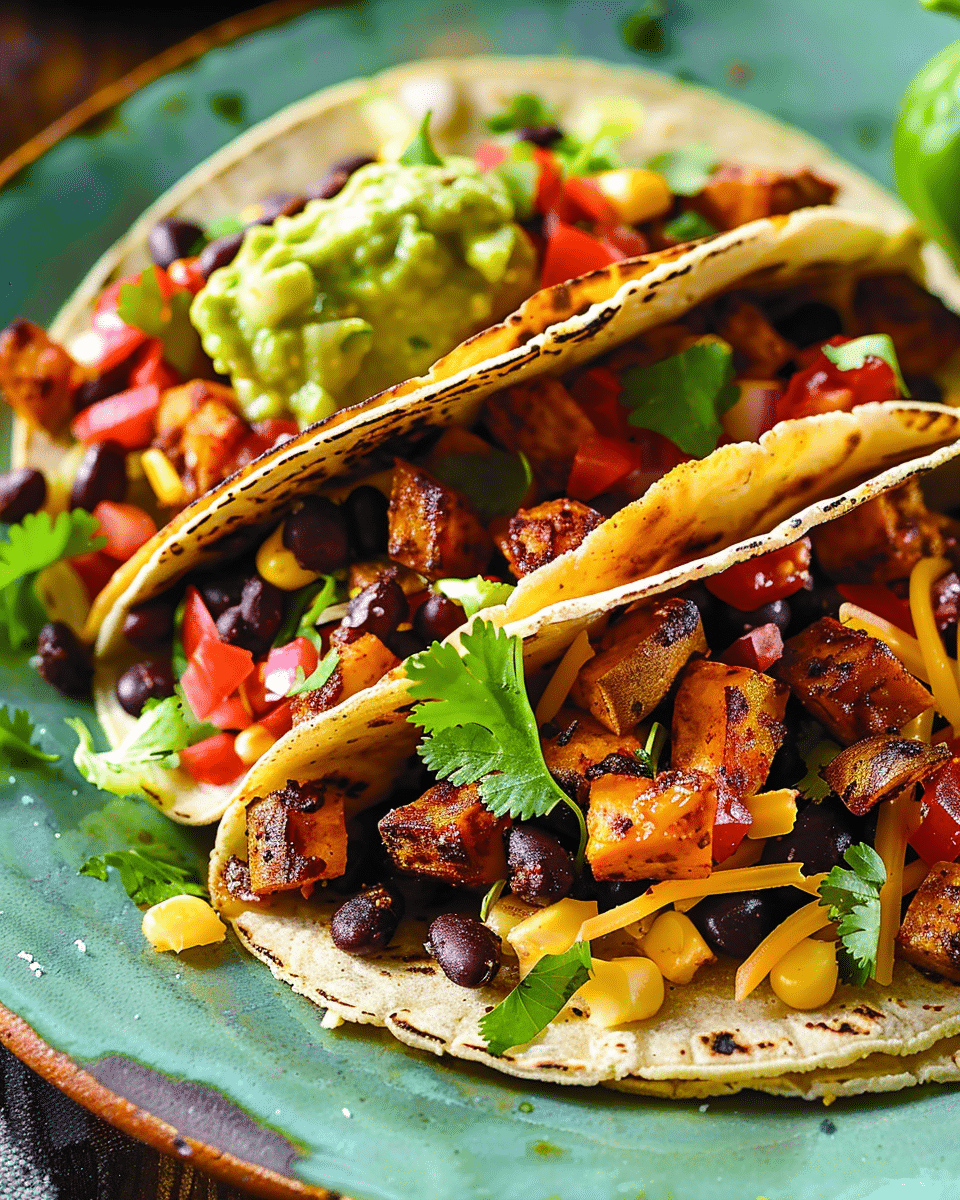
[712,790,754,863]
[166,257,208,294]
[240,661,272,717]
[179,733,246,787]
[260,699,294,739]
[561,176,619,227]
[70,383,161,450]
[597,224,650,260]
[910,758,960,866]
[540,220,618,288]
[474,141,508,171]
[774,336,900,423]
[181,634,254,721]
[570,366,629,439]
[533,147,564,215]
[69,549,120,601]
[253,418,300,445]
[206,692,254,732]
[129,340,180,391]
[182,585,219,659]
[261,637,319,701]
[721,379,784,442]
[720,623,785,672]
[705,538,813,612]
[85,324,148,375]
[567,433,644,501]
[836,583,917,637]
[624,428,692,497]
[92,501,157,561]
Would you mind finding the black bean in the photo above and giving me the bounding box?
[342,578,408,642]
[343,485,389,557]
[70,440,127,512]
[252,192,306,224]
[148,217,204,269]
[507,824,575,904]
[35,621,92,697]
[0,468,46,523]
[786,582,842,637]
[385,629,424,660]
[414,593,464,644]
[425,913,501,988]
[122,596,176,650]
[308,154,376,201]
[198,568,249,619]
[216,576,284,654]
[74,359,134,410]
[516,124,564,147]
[282,497,350,573]
[115,660,176,716]
[760,799,858,876]
[330,884,405,954]
[197,231,245,279]
[689,892,778,959]
[771,302,843,349]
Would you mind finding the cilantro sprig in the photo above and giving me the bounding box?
[80,842,207,906]
[822,335,911,398]
[485,93,556,134]
[634,721,667,779]
[117,266,200,376]
[406,621,587,861]
[0,706,59,767]
[817,843,886,986]
[479,942,592,1055]
[434,576,515,619]
[398,112,444,167]
[797,739,841,801]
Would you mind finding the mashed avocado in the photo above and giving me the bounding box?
[190,158,537,425]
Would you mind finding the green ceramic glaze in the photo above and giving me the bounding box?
[3,2,960,1197]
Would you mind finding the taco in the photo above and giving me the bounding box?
[208,430,960,1099]
[69,205,960,825]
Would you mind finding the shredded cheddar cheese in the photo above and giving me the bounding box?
[874,789,922,986]
[534,630,595,725]
[909,556,960,734]
[734,900,832,1001]
[901,857,929,897]
[901,707,935,743]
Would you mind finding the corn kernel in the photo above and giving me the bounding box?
[769,937,838,1010]
[507,897,598,977]
[577,956,664,1027]
[142,894,226,953]
[35,560,90,638]
[594,168,673,225]
[485,895,539,949]
[640,910,716,984]
[141,448,188,509]
[256,523,321,591]
[234,723,277,766]
[745,789,799,839]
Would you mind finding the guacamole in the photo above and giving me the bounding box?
[190,159,537,425]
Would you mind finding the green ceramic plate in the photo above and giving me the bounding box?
[4,2,960,1198]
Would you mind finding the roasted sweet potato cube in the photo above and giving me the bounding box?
[810,480,946,585]
[541,706,645,806]
[496,498,603,579]
[897,861,960,982]
[689,165,838,231]
[0,319,76,436]
[246,779,348,894]
[290,632,399,725]
[570,598,707,734]
[378,780,508,887]
[671,659,788,800]
[484,377,595,494]
[853,273,960,377]
[715,300,796,379]
[821,734,950,815]
[772,617,933,745]
[387,458,492,580]
[154,380,247,499]
[586,768,717,880]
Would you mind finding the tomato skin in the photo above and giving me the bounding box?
[473,141,507,171]
[540,220,618,287]
[181,586,219,659]
[567,433,644,501]
[570,366,629,439]
[260,699,294,738]
[705,538,813,612]
[70,383,161,450]
[130,340,180,391]
[910,757,960,866]
[533,147,564,214]
[69,550,119,601]
[179,733,246,787]
[206,692,254,732]
[86,325,148,375]
[720,623,784,672]
[712,791,754,863]
[181,634,254,721]
[261,637,319,701]
[91,501,157,562]
[561,176,619,226]
[597,224,650,259]
[775,336,900,423]
[836,583,917,636]
[166,257,207,293]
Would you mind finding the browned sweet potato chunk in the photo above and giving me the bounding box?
[897,861,960,981]
[246,779,348,894]
[586,768,717,880]
[772,616,933,744]
[688,165,838,231]
[853,273,960,377]
[378,780,508,887]
[387,458,492,580]
[484,377,595,494]
[570,598,707,734]
[671,659,788,801]
[154,380,248,499]
[715,300,796,379]
[290,632,400,725]
[810,480,946,585]
[821,734,950,815]
[497,498,603,579]
[0,319,77,435]
[540,707,646,806]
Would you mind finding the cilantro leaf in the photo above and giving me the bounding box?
[67,695,196,801]
[646,143,718,195]
[480,878,506,922]
[662,210,716,242]
[398,112,444,167]
[80,842,207,906]
[434,576,515,619]
[622,1,669,55]
[634,721,666,779]
[117,267,200,376]
[285,647,339,698]
[271,574,340,648]
[0,706,59,766]
[817,842,886,986]
[485,93,555,135]
[431,450,532,521]
[822,335,911,398]
[798,739,841,801]
[619,337,739,458]
[479,942,592,1055]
